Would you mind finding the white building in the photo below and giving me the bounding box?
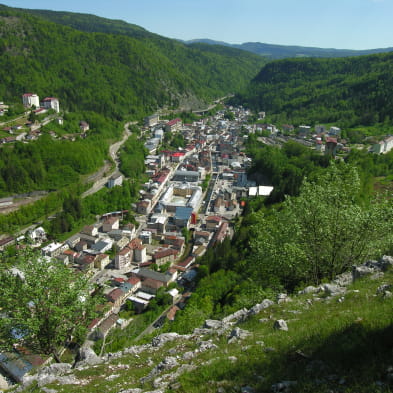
[42,97,60,113]
[22,93,40,108]
[373,136,393,154]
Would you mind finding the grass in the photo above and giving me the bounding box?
[11,270,393,393]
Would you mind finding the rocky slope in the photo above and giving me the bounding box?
[8,256,393,393]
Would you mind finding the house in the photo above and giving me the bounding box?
[115,247,133,269]
[91,240,112,254]
[113,236,128,252]
[144,114,159,127]
[22,93,39,108]
[103,217,120,232]
[211,222,229,246]
[62,249,78,264]
[108,173,123,188]
[298,125,311,137]
[329,126,341,136]
[79,121,90,132]
[42,97,60,113]
[76,254,96,272]
[106,288,124,308]
[175,256,195,270]
[94,254,110,270]
[147,214,167,233]
[194,231,212,245]
[165,118,182,132]
[373,136,393,154]
[325,137,338,157]
[153,247,178,266]
[141,277,164,294]
[163,235,185,253]
[79,233,99,246]
[128,238,147,263]
[75,241,88,252]
[81,225,98,237]
[205,216,222,231]
[41,242,68,258]
[137,200,151,215]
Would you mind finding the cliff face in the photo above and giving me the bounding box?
[11,256,393,393]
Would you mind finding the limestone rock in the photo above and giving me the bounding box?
[75,346,103,367]
[39,363,72,377]
[204,319,225,330]
[248,299,274,316]
[352,265,375,281]
[273,319,288,331]
[228,327,251,343]
[271,380,297,392]
[151,333,187,347]
[222,308,248,323]
[320,283,346,296]
[299,286,319,295]
[277,293,291,304]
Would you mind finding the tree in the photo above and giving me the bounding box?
[0,250,99,360]
[250,164,393,290]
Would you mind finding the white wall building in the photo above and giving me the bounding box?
[22,93,40,108]
[42,97,60,113]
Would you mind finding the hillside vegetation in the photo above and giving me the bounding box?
[12,265,393,393]
[0,5,266,119]
[232,53,393,127]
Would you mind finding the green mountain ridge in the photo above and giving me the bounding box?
[232,53,393,127]
[186,38,393,59]
[0,4,266,119]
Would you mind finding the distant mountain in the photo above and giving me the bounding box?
[0,5,266,118]
[231,53,393,127]
[186,39,393,59]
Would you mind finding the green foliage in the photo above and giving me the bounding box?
[250,164,393,290]
[0,6,265,118]
[233,53,393,128]
[118,135,147,179]
[0,250,99,357]
[247,139,330,203]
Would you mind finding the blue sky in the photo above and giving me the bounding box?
[2,0,393,49]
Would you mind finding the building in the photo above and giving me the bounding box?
[174,206,193,228]
[108,173,123,188]
[172,170,200,183]
[144,114,159,127]
[373,136,393,154]
[103,217,120,232]
[325,137,338,157]
[41,242,68,258]
[42,97,60,113]
[165,118,182,133]
[136,200,151,214]
[153,248,178,266]
[115,247,133,269]
[22,93,40,108]
[79,121,90,132]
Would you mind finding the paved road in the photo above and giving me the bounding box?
[81,122,133,198]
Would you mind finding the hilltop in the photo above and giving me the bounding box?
[185,39,393,60]
[0,5,266,118]
[8,256,393,393]
[231,52,393,127]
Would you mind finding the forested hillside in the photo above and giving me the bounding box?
[0,5,266,118]
[232,53,393,126]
